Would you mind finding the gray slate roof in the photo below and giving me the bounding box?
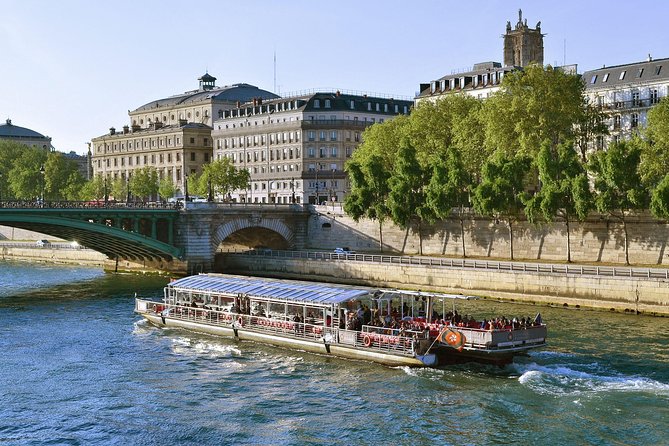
[0,119,47,139]
[133,83,279,112]
[169,274,372,305]
[583,57,669,90]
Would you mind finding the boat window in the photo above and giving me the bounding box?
[269,302,286,317]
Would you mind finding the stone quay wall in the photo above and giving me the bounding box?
[306,206,669,266]
[221,255,669,317]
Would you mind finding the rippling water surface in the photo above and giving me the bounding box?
[0,260,667,445]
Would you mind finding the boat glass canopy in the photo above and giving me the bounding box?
[168,274,372,305]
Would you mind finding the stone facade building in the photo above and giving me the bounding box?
[91,74,278,196]
[583,56,669,148]
[211,91,412,204]
[0,118,52,150]
[416,9,544,103]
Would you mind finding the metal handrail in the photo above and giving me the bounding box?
[235,250,669,280]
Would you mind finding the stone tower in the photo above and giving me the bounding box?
[503,9,544,67]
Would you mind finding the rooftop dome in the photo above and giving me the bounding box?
[0,118,49,139]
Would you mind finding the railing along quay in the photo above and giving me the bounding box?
[237,250,669,280]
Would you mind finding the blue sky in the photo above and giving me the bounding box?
[1,0,667,154]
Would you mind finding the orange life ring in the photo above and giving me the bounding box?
[237,316,244,327]
[363,335,372,347]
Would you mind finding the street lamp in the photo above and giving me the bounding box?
[184,173,189,202]
[103,175,108,205]
[207,177,213,202]
[39,165,45,205]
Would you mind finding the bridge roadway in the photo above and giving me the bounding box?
[0,201,311,273]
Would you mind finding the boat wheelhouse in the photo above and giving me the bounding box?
[135,274,547,367]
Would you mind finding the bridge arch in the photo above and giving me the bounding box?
[211,217,294,252]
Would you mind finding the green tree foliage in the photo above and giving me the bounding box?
[424,147,471,257]
[387,140,432,254]
[482,64,587,157]
[7,146,48,200]
[43,152,85,201]
[0,141,27,200]
[523,141,592,262]
[79,176,106,201]
[650,174,669,219]
[344,155,390,251]
[110,177,128,202]
[640,97,669,186]
[158,176,177,201]
[472,153,531,260]
[203,158,250,200]
[129,167,158,200]
[589,140,649,265]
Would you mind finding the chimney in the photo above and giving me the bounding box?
[648,53,653,62]
[123,125,129,134]
[109,127,116,135]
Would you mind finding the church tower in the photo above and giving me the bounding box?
[503,9,544,67]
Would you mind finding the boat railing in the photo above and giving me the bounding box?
[136,299,419,355]
[447,325,547,350]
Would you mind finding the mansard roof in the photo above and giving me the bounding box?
[132,83,279,113]
[583,57,669,90]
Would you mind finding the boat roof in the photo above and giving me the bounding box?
[168,274,372,305]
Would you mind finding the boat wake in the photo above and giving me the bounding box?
[170,336,242,358]
[515,362,669,396]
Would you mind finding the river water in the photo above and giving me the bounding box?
[0,260,667,445]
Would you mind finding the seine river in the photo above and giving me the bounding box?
[1,260,667,445]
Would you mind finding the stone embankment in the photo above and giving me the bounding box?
[221,253,669,317]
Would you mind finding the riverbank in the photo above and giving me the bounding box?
[0,244,107,267]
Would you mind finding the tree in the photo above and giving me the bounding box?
[158,176,177,201]
[482,64,588,158]
[43,152,83,201]
[0,141,28,200]
[203,158,250,200]
[472,153,531,260]
[589,140,649,265]
[129,167,158,201]
[523,141,592,262]
[344,154,391,251]
[640,97,669,186]
[425,147,471,257]
[575,103,608,163]
[80,176,106,201]
[111,177,129,202]
[387,140,432,254]
[7,146,48,200]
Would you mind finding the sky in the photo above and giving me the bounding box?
[1,0,668,154]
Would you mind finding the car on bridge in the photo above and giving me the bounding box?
[36,239,50,247]
[334,247,356,254]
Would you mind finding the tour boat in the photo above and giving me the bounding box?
[134,274,547,368]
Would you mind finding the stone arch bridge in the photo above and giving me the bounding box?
[0,202,311,273]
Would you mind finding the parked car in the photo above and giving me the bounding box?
[36,239,50,247]
[334,247,356,254]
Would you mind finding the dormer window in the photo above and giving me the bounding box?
[314,99,320,108]
[324,99,331,108]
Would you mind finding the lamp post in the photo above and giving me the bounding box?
[103,175,108,205]
[39,165,45,206]
[126,174,131,203]
[207,177,213,202]
[331,168,336,209]
[184,173,189,202]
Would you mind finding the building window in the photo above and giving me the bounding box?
[190,137,195,144]
[603,73,609,82]
[176,153,181,162]
[190,152,196,161]
[331,147,337,157]
[637,68,644,78]
[314,99,320,108]
[632,91,640,107]
[631,113,639,128]
[319,131,326,141]
[346,147,352,157]
[330,131,337,141]
[655,65,663,76]
[354,132,360,142]
[308,147,315,157]
[613,115,621,130]
[590,75,598,84]
[619,71,626,80]
[651,89,659,104]
[204,153,209,162]
[319,147,326,157]
[324,99,331,108]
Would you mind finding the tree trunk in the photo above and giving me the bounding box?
[623,218,630,265]
[508,219,514,260]
[418,220,423,256]
[378,220,384,253]
[566,218,571,263]
[460,216,467,258]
